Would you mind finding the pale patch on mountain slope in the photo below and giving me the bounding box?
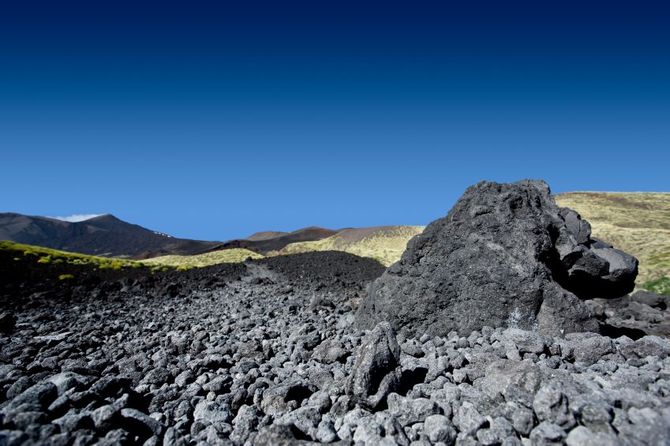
[272,226,425,266]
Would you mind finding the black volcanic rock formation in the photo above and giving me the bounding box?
[357,180,638,337]
[0,213,219,258]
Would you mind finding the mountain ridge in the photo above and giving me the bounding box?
[0,212,219,258]
[211,226,338,254]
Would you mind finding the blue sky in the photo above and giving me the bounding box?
[1,1,669,240]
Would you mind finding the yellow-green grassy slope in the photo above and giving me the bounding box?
[0,240,144,270]
[555,192,670,293]
[0,240,261,271]
[273,226,425,266]
[143,249,263,268]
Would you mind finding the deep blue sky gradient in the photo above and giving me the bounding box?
[1,1,669,239]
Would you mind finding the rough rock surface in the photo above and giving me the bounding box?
[358,180,638,337]
[345,322,401,409]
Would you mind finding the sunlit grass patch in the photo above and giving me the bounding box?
[0,240,144,270]
[143,248,263,268]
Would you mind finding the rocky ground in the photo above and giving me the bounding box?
[1,251,670,445]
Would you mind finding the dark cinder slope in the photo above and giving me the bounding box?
[0,213,219,258]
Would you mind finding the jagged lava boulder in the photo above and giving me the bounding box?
[357,180,638,337]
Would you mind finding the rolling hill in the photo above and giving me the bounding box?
[0,240,145,271]
[142,249,263,269]
[272,226,425,266]
[211,226,338,254]
[0,213,219,258]
[246,231,289,241]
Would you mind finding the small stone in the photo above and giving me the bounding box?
[402,339,425,357]
[174,370,194,387]
[202,375,229,393]
[120,408,165,437]
[453,402,487,436]
[316,419,338,443]
[193,400,232,424]
[7,381,57,411]
[502,328,547,354]
[312,340,348,364]
[387,394,440,426]
[424,414,456,444]
[92,405,116,430]
[567,333,614,366]
[580,402,613,428]
[532,380,575,429]
[231,405,260,443]
[529,421,565,445]
[511,406,535,436]
[141,367,171,386]
[52,411,93,431]
[46,372,88,395]
[565,426,619,446]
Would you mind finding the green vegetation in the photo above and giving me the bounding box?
[556,192,670,293]
[643,277,670,296]
[273,226,425,266]
[58,274,74,281]
[0,240,144,270]
[99,259,128,270]
[1,240,262,272]
[142,249,263,268]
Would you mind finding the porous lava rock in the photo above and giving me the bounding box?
[357,180,638,337]
[346,322,401,409]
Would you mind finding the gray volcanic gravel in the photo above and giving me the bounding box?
[1,252,669,445]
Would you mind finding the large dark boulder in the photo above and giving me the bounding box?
[346,322,401,408]
[356,180,638,337]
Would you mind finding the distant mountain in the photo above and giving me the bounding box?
[246,231,289,241]
[0,213,219,258]
[212,226,338,254]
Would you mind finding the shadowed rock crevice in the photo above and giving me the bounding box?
[599,323,647,340]
[396,367,429,396]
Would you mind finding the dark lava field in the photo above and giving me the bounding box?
[1,181,670,446]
